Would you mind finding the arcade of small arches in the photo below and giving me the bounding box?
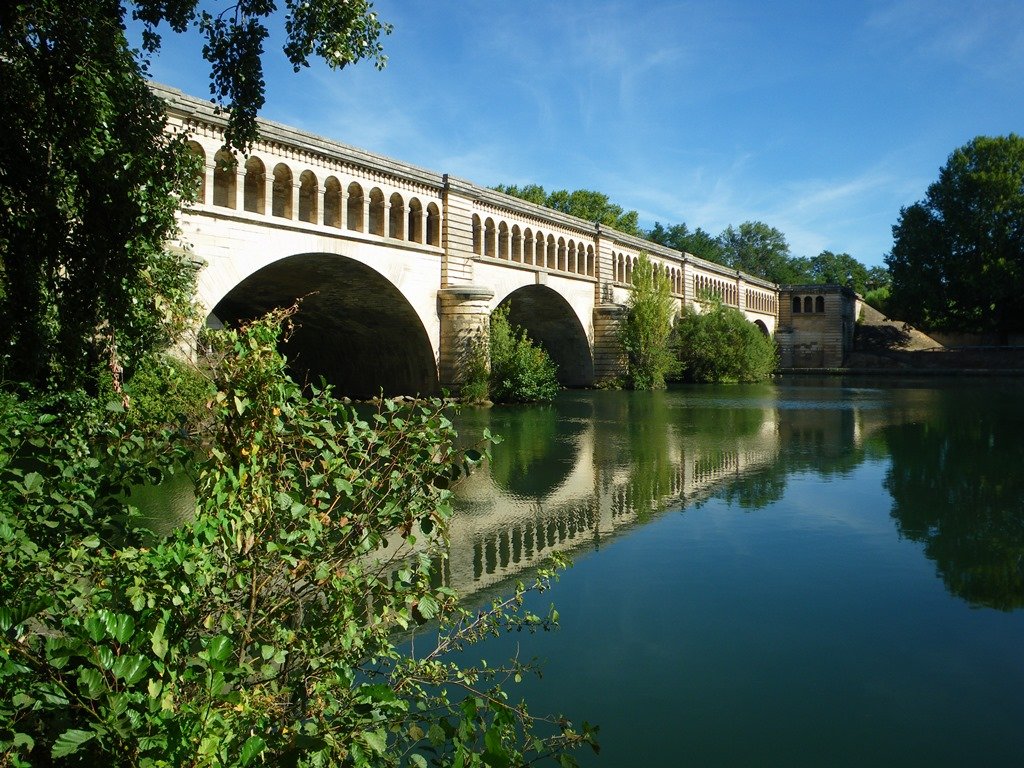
[189,142,443,247]
[792,294,827,314]
[471,214,596,278]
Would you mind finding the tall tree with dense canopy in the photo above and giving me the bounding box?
[0,0,390,392]
[717,221,808,284]
[620,253,679,389]
[494,184,643,237]
[646,221,727,264]
[886,134,1024,337]
[806,250,870,293]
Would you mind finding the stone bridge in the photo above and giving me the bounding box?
[158,84,780,396]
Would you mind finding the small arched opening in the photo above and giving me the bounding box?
[815,295,825,313]
[407,198,423,243]
[367,188,385,236]
[346,183,365,231]
[298,170,318,224]
[244,157,266,214]
[213,150,236,209]
[272,163,293,219]
[388,192,405,239]
[754,319,770,337]
[323,177,342,228]
[187,141,206,203]
[426,203,440,246]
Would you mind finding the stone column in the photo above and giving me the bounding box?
[316,187,326,226]
[233,170,245,211]
[291,182,301,221]
[263,177,274,219]
[338,191,348,230]
[593,303,628,385]
[438,285,494,392]
[201,161,214,206]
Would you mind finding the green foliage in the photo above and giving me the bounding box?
[0,309,596,766]
[487,306,561,404]
[673,299,778,383]
[0,0,201,393]
[646,222,727,265]
[806,250,869,293]
[493,184,642,237]
[863,285,893,318]
[717,221,804,284]
[121,353,213,433]
[620,253,680,390]
[132,0,391,152]
[886,134,1024,337]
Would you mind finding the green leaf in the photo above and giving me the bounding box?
[151,620,168,660]
[52,728,96,758]
[362,729,387,755]
[410,755,428,768]
[207,635,232,663]
[78,668,106,699]
[112,654,150,685]
[113,614,135,643]
[240,735,266,766]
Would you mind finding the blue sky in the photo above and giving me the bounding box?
[136,1,1024,267]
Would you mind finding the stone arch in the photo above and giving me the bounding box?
[244,156,266,214]
[213,149,236,209]
[472,214,483,254]
[523,228,534,265]
[187,141,206,203]
[484,218,496,258]
[346,183,364,231]
[272,163,293,219]
[368,188,385,236]
[298,170,318,223]
[754,319,770,336]
[511,225,522,262]
[496,285,594,387]
[498,222,509,259]
[557,238,566,271]
[210,252,439,398]
[388,192,405,239]
[803,296,813,313]
[792,296,802,314]
[426,203,441,246]
[324,177,342,228]
[815,295,825,313]
[535,230,546,265]
[625,256,633,284]
[407,197,423,243]
[587,245,595,277]
[546,234,556,269]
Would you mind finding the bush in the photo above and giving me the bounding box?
[120,353,212,433]
[620,253,680,389]
[0,307,595,766]
[674,299,777,382]
[464,306,560,404]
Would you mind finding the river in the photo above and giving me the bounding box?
[441,377,1024,767]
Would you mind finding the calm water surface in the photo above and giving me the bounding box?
[443,378,1024,767]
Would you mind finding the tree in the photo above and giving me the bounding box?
[620,253,679,389]
[0,0,200,392]
[886,134,1024,337]
[673,298,777,383]
[0,0,390,393]
[806,250,870,293]
[717,221,806,284]
[646,222,728,264]
[494,185,643,237]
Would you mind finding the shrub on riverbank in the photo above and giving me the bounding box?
[0,308,595,766]
[464,306,560,404]
[674,299,778,382]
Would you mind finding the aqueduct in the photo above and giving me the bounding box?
[159,83,782,396]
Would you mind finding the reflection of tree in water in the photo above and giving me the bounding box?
[715,465,788,509]
[884,392,1024,610]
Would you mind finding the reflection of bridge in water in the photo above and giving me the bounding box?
[447,409,781,595]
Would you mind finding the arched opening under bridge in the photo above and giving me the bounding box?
[496,285,594,387]
[211,253,438,398]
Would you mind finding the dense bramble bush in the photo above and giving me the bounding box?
[0,308,595,766]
